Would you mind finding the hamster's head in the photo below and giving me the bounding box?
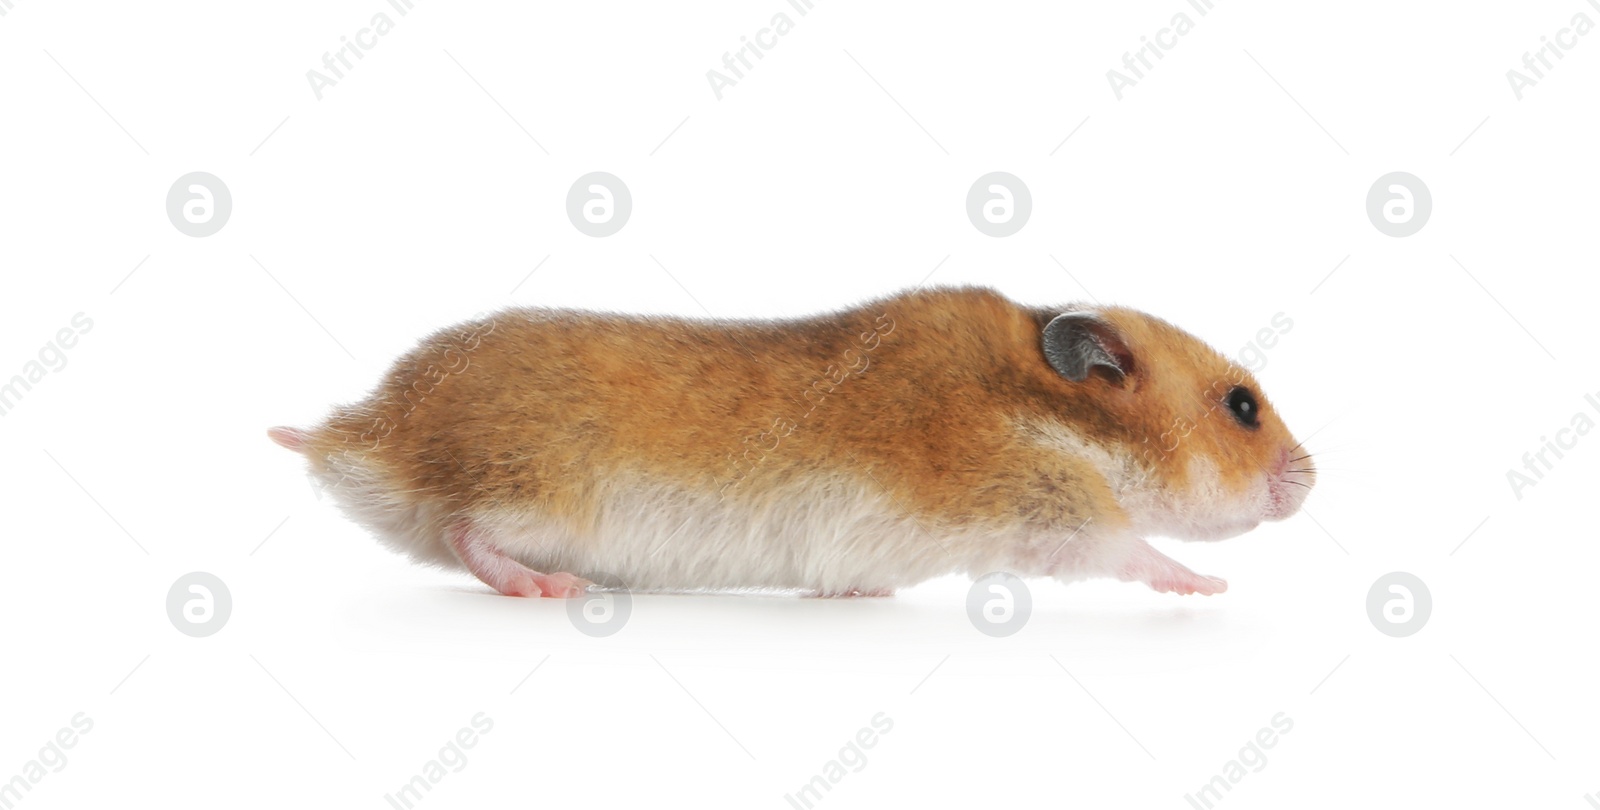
[1035,307,1315,541]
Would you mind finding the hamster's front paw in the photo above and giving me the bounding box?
[1141,571,1228,596]
[1116,538,1228,596]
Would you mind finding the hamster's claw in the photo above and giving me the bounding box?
[535,572,595,599]
[487,569,594,599]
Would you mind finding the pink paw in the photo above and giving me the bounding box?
[500,571,593,598]
[446,519,594,598]
[1116,538,1228,597]
[1145,574,1228,596]
[533,572,594,599]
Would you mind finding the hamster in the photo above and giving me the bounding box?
[269,287,1315,598]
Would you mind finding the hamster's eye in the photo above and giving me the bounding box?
[1225,386,1260,429]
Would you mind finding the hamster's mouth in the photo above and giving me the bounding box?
[1263,476,1309,521]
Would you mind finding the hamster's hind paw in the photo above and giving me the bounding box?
[447,519,594,598]
[528,572,595,599]
[479,566,594,599]
[1117,538,1228,597]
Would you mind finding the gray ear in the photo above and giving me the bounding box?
[1042,312,1131,382]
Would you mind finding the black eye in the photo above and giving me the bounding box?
[1225,386,1260,429]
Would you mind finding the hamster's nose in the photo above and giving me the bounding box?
[1264,445,1315,520]
[1276,443,1316,492]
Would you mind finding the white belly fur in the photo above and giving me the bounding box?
[317,447,1115,592]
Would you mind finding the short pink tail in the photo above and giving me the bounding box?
[267,426,311,452]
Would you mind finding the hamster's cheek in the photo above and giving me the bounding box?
[1172,458,1273,538]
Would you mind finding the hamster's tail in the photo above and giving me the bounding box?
[267,426,311,453]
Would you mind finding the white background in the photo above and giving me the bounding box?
[2,0,1597,807]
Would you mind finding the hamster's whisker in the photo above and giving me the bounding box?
[1290,413,1346,454]
[1297,441,1358,456]
[1281,480,1311,489]
[1288,453,1314,463]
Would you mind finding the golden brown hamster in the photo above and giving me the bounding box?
[269,287,1314,598]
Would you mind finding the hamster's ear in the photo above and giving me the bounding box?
[1042,312,1134,383]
